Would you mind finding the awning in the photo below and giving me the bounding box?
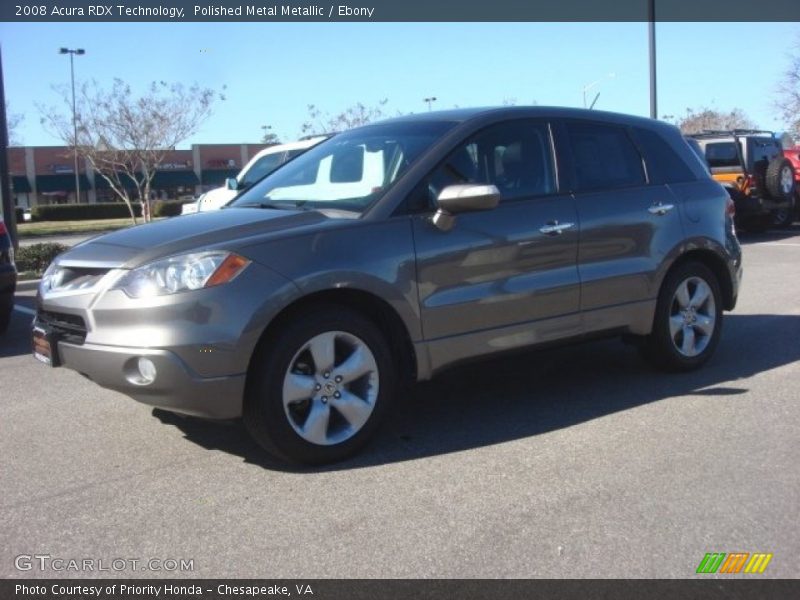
[151,171,199,188]
[201,169,238,186]
[12,175,32,193]
[93,172,140,191]
[35,174,92,193]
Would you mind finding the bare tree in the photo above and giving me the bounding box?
[42,79,222,223]
[666,107,756,135]
[300,99,389,137]
[6,102,23,146]
[776,38,800,140]
[261,131,281,145]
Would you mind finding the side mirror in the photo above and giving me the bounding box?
[225,177,238,191]
[432,184,501,231]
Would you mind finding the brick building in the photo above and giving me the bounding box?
[8,143,270,208]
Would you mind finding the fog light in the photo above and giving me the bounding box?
[137,357,157,384]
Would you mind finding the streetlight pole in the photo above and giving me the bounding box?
[423,97,437,112]
[648,0,658,119]
[59,47,85,203]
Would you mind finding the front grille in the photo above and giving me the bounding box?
[47,266,110,293]
[37,310,88,345]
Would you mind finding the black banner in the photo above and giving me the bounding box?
[3,580,800,600]
[3,0,800,22]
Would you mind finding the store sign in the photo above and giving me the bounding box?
[49,164,74,174]
[159,161,192,170]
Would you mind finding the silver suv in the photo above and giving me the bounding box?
[34,107,742,464]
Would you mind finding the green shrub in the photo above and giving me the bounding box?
[31,202,142,222]
[15,243,70,274]
[151,200,185,218]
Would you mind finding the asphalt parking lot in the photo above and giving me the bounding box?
[1,227,798,579]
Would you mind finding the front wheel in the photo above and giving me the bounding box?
[244,306,396,465]
[640,262,723,372]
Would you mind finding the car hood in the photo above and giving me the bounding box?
[58,208,334,269]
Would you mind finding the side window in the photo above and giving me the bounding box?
[704,142,740,168]
[241,153,285,187]
[417,120,555,210]
[566,122,645,191]
[633,127,698,184]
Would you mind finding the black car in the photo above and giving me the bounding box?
[0,218,17,334]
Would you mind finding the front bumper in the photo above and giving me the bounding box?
[50,337,246,418]
[33,259,299,419]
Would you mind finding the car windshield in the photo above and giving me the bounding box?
[229,121,457,214]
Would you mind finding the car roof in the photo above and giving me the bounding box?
[368,106,665,129]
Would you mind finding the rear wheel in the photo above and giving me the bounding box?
[640,262,723,372]
[772,194,796,228]
[244,306,396,465]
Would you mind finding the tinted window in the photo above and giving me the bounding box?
[426,120,556,205]
[751,138,783,168]
[633,127,697,184]
[566,122,645,191]
[704,142,740,168]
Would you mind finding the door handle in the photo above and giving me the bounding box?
[539,221,575,235]
[648,203,675,216]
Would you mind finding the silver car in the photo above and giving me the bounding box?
[34,107,742,464]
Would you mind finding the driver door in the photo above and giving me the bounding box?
[410,119,581,346]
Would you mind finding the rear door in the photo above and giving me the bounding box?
[558,120,685,331]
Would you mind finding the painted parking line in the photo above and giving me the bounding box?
[13,305,36,316]
[754,242,800,247]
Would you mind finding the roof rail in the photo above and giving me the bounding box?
[691,129,776,137]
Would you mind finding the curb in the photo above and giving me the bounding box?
[16,279,41,292]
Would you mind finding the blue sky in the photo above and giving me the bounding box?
[1,21,798,147]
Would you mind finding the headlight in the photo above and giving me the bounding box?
[115,251,250,298]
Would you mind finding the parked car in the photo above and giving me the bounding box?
[33,107,742,464]
[0,218,17,334]
[197,136,330,213]
[776,145,800,227]
[180,193,205,216]
[689,130,795,232]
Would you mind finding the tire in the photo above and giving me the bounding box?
[243,305,396,465]
[640,262,723,372]
[764,157,795,202]
[772,194,796,229]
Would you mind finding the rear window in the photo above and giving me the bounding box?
[704,142,741,168]
[633,127,697,184]
[749,138,782,168]
[565,122,646,191]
